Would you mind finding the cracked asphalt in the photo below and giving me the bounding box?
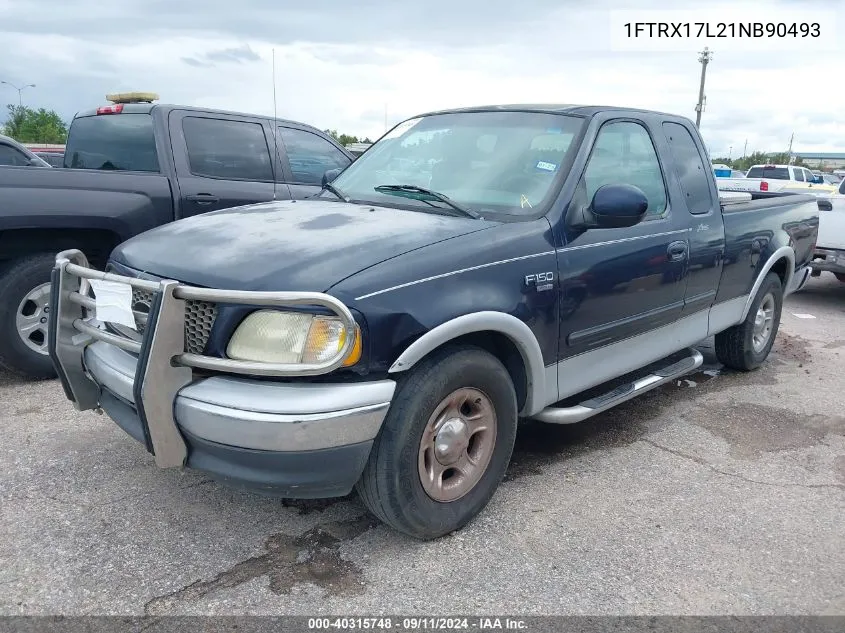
[2,274,844,616]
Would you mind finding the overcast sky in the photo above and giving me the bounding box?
[1,0,843,157]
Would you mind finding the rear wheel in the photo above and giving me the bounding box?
[0,254,59,379]
[356,345,518,540]
[715,272,783,371]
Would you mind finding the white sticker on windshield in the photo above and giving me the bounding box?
[383,117,422,140]
[88,279,136,329]
[536,161,557,172]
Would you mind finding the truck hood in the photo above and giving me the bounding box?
[111,199,496,291]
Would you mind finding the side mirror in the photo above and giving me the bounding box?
[28,157,46,167]
[812,176,824,184]
[322,168,342,187]
[587,184,649,229]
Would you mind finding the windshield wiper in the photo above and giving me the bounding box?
[322,181,349,202]
[373,184,481,219]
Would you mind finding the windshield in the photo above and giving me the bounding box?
[329,111,584,216]
[64,113,159,172]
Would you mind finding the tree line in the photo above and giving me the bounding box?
[2,105,68,143]
[324,130,373,146]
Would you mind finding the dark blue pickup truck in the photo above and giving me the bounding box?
[48,104,820,539]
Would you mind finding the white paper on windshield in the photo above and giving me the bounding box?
[383,117,421,140]
[88,279,136,329]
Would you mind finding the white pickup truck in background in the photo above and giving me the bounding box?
[810,179,845,282]
[716,164,840,195]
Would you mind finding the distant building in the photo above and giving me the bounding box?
[793,152,845,169]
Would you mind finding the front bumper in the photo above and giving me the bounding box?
[48,250,395,497]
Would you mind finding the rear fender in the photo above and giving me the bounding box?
[740,246,794,321]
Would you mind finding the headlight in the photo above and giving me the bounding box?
[226,310,362,366]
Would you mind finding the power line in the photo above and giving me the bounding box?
[694,47,712,128]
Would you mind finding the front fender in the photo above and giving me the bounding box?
[388,311,549,417]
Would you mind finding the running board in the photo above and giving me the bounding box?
[532,348,704,425]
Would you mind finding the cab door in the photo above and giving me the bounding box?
[660,120,724,318]
[556,118,690,360]
[168,110,289,217]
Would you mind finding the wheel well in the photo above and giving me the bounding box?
[769,257,789,286]
[0,229,122,269]
[441,331,528,412]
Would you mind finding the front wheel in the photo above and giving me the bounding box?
[0,253,59,379]
[356,345,518,540]
[715,272,783,371]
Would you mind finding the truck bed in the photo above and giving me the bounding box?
[0,166,174,239]
[715,192,819,303]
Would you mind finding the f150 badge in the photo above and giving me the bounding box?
[525,271,555,292]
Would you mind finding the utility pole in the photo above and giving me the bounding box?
[0,80,36,107]
[743,139,747,158]
[694,47,712,128]
[728,146,732,160]
[787,132,794,164]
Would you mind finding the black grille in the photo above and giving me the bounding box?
[116,287,217,354]
[184,300,217,355]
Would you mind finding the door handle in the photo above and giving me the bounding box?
[667,241,688,262]
[186,193,219,205]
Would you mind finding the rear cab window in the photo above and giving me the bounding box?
[64,113,160,172]
[746,166,789,180]
[793,168,804,182]
[662,121,713,215]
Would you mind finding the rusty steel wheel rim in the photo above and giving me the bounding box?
[418,387,497,503]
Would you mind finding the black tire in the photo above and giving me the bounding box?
[0,253,58,379]
[715,272,783,371]
[356,345,518,540]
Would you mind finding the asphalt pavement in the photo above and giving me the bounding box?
[2,274,844,616]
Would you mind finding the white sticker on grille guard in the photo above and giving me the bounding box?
[88,279,137,330]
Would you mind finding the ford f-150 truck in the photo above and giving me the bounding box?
[0,98,353,379]
[48,104,820,539]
